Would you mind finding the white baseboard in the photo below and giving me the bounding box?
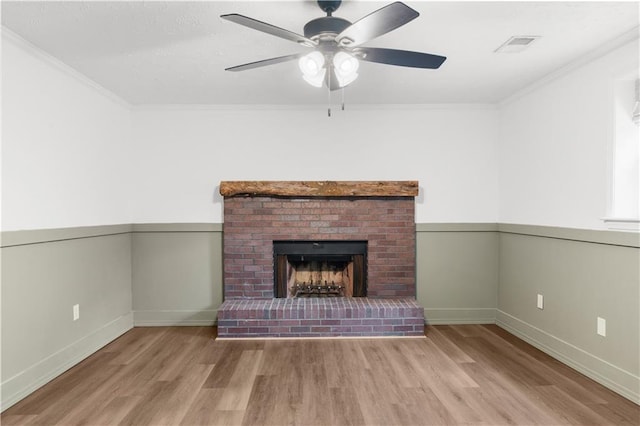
[133,309,217,326]
[424,308,496,325]
[1,312,133,411]
[496,310,640,404]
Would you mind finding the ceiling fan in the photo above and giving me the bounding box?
[221,0,446,92]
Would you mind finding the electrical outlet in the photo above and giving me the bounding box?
[537,294,544,310]
[73,304,80,321]
[597,317,606,336]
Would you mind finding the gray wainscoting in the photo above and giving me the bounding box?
[130,223,501,329]
[131,223,223,326]
[1,225,134,410]
[416,223,500,324]
[2,222,638,408]
[496,224,640,404]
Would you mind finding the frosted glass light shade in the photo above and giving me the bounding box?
[333,51,359,87]
[299,51,326,88]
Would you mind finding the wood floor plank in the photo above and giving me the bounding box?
[13,357,123,425]
[106,327,169,366]
[354,373,406,426]
[180,389,244,426]
[215,349,263,411]
[203,341,264,390]
[376,340,423,389]
[418,367,485,425]
[460,359,565,425]
[256,340,296,377]
[5,351,119,416]
[0,415,38,425]
[532,384,613,425]
[328,386,367,426]
[2,325,638,426]
[425,325,476,363]
[322,340,350,389]
[439,325,553,387]
[118,380,180,425]
[238,375,279,425]
[357,341,410,406]
[421,337,479,388]
[113,329,206,399]
[584,400,640,426]
[476,325,613,406]
[54,374,137,426]
[86,395,145,426]
[394,386,457,426]
[486,325,629,409]
[156,327,214,382]
[144,363,215,426]
[295,363,335,425]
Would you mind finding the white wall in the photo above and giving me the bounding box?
[7,26,637,231]
[130,106,500,224]
[1,31,134,410]
[498,39,639,230]
[1,31,132,231]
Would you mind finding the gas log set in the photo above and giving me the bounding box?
[291,283,345,297]
[273,240,367,298]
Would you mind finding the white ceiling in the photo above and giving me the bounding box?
[2,1,638,105]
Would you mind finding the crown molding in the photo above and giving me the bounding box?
[1,26,131,109]
[131,103,497,112]
[499,26,640,107]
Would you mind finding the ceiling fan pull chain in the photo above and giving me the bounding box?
[341,88,345,111]
[328,71,332,117]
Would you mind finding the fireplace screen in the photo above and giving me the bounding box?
[273,241,367,298]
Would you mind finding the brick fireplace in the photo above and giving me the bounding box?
[216,181,425,338]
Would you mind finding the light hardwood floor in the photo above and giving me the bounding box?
[2,325,638,425]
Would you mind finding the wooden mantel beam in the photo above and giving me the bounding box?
[219,181,419,198]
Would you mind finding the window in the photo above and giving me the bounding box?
[606,75,640,231]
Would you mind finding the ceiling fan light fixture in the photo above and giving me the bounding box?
[299,51,326,87]
[299,51,324,74]
[303,71,327,88]
[333,51,359,87]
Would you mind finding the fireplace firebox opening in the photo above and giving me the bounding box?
[274,241,367,298]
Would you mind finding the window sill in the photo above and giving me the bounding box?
[602,218,640,231]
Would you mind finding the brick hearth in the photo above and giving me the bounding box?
[217,298,425,338]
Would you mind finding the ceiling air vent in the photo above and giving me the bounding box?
[495,36,540,53]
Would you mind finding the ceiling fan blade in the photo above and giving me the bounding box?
[336,2,419,47]
[357,47,446,69]
[226,53,303,72]
[221,14,317,47]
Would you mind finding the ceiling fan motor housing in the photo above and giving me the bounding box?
[304,16,351,40]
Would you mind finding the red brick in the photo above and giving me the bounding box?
[268,326,292,334]
[223,196,416,299]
